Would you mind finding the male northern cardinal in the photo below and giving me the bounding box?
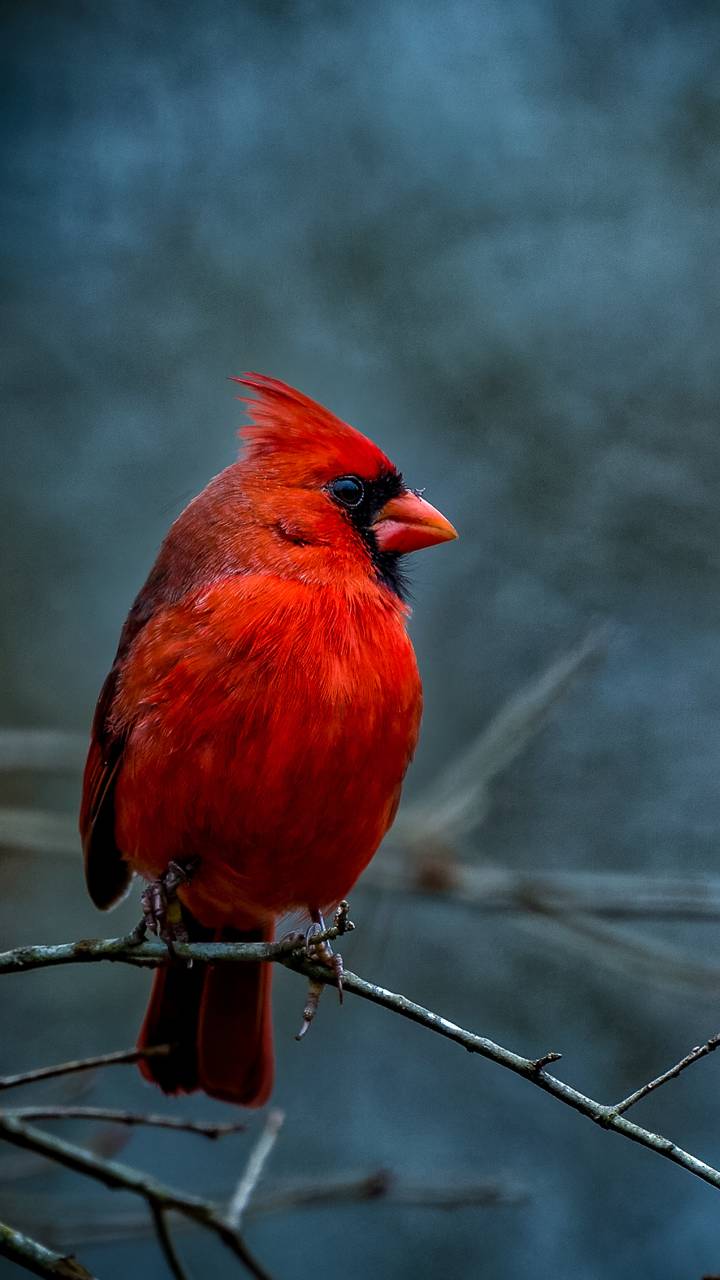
[80,374,456,1106]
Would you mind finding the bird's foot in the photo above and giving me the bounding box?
[305,918,345,994]
[138,856,201,960]
[294,902,353,1040]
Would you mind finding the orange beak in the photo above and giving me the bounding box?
[371,490,458,554]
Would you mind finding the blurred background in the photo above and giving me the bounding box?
[3,1,720,1276]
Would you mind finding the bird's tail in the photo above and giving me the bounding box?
[137,912,274,1107]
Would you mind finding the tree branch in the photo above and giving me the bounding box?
[0,1221,95,1280]
[0,1113,272,1280]
[318,964,720,1192]
[250,1170,527,1214]
[3,935,720,1199]
[227,1109,285,1227]
[372,857,720,923]
[0,1047,172,1092]
[3,1108,246,1138]
[0,934,306,976]
[11,1172,528,1248]
[610,1032,720,1118]
[149,1204,190,1280]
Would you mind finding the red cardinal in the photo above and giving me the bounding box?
[79,374,456,1106]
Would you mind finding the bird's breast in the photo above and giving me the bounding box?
[113,574,422,924]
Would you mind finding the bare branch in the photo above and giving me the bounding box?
[610,1032,720,1118]
[0,1113,272,1280]
[319,965,720,1191]
[507,904,720,997]
[0,1220,95,1280]
[250,1170,528,1215]
[18,815,720,924]
[4,1107,246,1138]
[2,935,720,1198]
[368,858,720,922]
[227,1110,285,1227]
[0,1046,172,1092]
[7,1172,527,1252]
[0,930,340,977]
[392,628,608,852]
[0,935,173,974]
[149,1205,190,1280]
[3,924,718,1003]
[370,857,720,992]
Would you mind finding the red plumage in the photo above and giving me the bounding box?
[80,374,456,1105]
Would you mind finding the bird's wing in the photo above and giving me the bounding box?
[79,522,208,911]
[79,665,133,910]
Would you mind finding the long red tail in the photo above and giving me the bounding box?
[138,917,274,1107]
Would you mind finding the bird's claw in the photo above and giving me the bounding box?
[304,920,345,1000]
[139,856,200,961]
[295,978,325,1041]
[293,905,349,1039]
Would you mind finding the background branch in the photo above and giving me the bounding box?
[3,1107,246,1138]
[0,1220,95,1280]
[0,1113,272,1280]
[4,1173,528,1250]
[149,1204,190,1280]
[0,1047,172,1093]
[227,1109,285,1227]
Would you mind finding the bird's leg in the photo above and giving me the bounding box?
[139,856,201,958]
[295,903,350,1041]
[306,909,345,996]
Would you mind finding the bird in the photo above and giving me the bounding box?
[79,373,457,1106]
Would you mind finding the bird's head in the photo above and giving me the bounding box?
[231,374,457,598]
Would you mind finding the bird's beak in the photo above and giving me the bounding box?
[371,490,458,554]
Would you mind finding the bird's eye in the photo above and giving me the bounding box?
[330,475,365,507]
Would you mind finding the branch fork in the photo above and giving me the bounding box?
[3,923,720,1280]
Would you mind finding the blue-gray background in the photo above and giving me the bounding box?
[3,1,720,1276]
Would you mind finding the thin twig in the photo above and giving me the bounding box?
[2,935,720,1199]
[5,897,720,1017]
[251,1171,527,1214]
[10,1173,528,1247]
[610,1032,720,1117]
[4,1107,246,1138]
[513,908,720,994]
[0,1113,272,1280]
[0,1220,95,1279]
[149,1205,190,1280]
[227,1110,285,1227]
[0,1046,172,1092]
[374,850,720,992]
[391,627,608,850]
[369,857,720,922]
[318,965,720,1192]
[17,811,720,922]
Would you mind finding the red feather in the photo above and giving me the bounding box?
[138,920,274,1106]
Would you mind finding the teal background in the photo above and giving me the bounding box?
[3,2,720,1276]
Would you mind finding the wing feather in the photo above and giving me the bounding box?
[79,669,132,910]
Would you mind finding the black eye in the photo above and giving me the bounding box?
[330,475,365,507]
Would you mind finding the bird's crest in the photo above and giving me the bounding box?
[231,373,393,482]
